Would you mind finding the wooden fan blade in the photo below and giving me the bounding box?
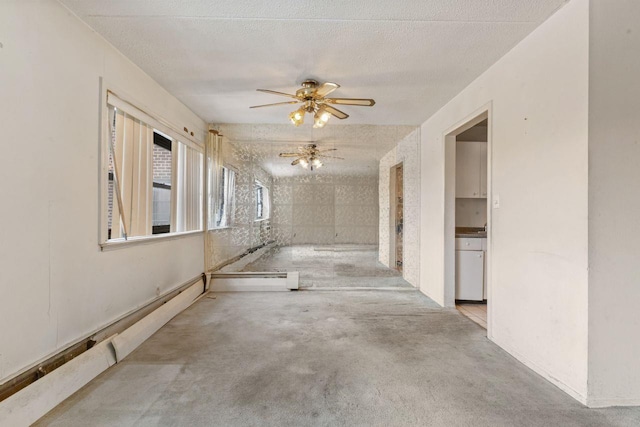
[256,89,299,99]
[291,158,302,166]
[317,148,337,152]
[325,98,376,106]
[279,153,302,157]
[314,82,340,98]
[318,155,344,160]
[323,105,349,120]
[250,101,300,109]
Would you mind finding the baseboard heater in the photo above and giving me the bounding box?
[0,276,206,427]
[210,271,299,292]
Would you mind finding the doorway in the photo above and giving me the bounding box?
[390,163,404,272]
[444,108,491,332]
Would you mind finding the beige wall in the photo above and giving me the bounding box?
[419,0,590,402]
[0,0,206,383]
[587,0,640,407]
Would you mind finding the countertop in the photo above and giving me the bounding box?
[455,232,487,238]
[455,227,487,238]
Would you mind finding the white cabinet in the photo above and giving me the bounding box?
[455,237,482,250]
[456,141,487,198]
[455,237,487,301]
[479,142,488,198]
[455,250,484,301]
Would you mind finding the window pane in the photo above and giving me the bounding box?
[255,180,269,220]
[152,132,172,234]
[256,184,263,219]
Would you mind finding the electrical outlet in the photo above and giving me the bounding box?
[493,195,500,209]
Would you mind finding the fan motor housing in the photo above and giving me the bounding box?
[296,79,320,100]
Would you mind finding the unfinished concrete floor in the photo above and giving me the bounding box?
[240,245,413,289]
[37,291,640,426]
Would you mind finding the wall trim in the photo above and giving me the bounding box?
[0,274,205,400]
[585,397,640,408]
[0,278,206,425]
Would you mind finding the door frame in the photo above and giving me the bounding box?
[443,103,493,335]
[389,161,404,272]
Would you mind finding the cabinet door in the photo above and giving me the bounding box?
[456,141,482,198]
[479,142,488,198]
[455,250,484,301]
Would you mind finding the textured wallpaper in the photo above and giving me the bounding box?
[206,139,274,270]
[379,128,421,287]
[271,174,379,245]
[206,123,416,269]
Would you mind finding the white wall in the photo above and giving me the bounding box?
[587,0,640,407]
[455,199,487,228]
[0,0,206,383]
[419,0,590,402]
[379,129,421,286]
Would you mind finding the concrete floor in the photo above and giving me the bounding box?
[241,245,413,289]
[37,291,640,427]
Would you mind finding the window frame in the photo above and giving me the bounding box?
[99,83,205,249]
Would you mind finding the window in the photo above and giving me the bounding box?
[152,132,172,234]
[255,180,270,221]
[104,91,203,244]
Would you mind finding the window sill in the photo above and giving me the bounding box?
[100,230,203,251]
[254,218,270,222]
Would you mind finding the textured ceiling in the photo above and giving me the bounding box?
[61,0,568,126]
[216,124,416,177]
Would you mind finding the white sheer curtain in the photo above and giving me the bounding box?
[175,142,203,232]
[215,167,235,228]
[206,132,222,230]
[207,132,235,229]
[109,106,153,239]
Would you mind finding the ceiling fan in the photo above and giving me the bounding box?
[279,144,344,171]
[250,79,376,128]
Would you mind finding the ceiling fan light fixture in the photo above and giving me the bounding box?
[289,107,305,126]
[310,157,322,168]
[253,80,375,127]
[313,107,331,128]
[299,158,309,168]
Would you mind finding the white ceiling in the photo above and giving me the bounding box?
[61,0,568,126]
[216,124,416,177]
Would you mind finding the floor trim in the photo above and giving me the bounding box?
[301,287,417,291]
[0,339,117,426]
[0,279,205,425]
[586,397,640,408]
